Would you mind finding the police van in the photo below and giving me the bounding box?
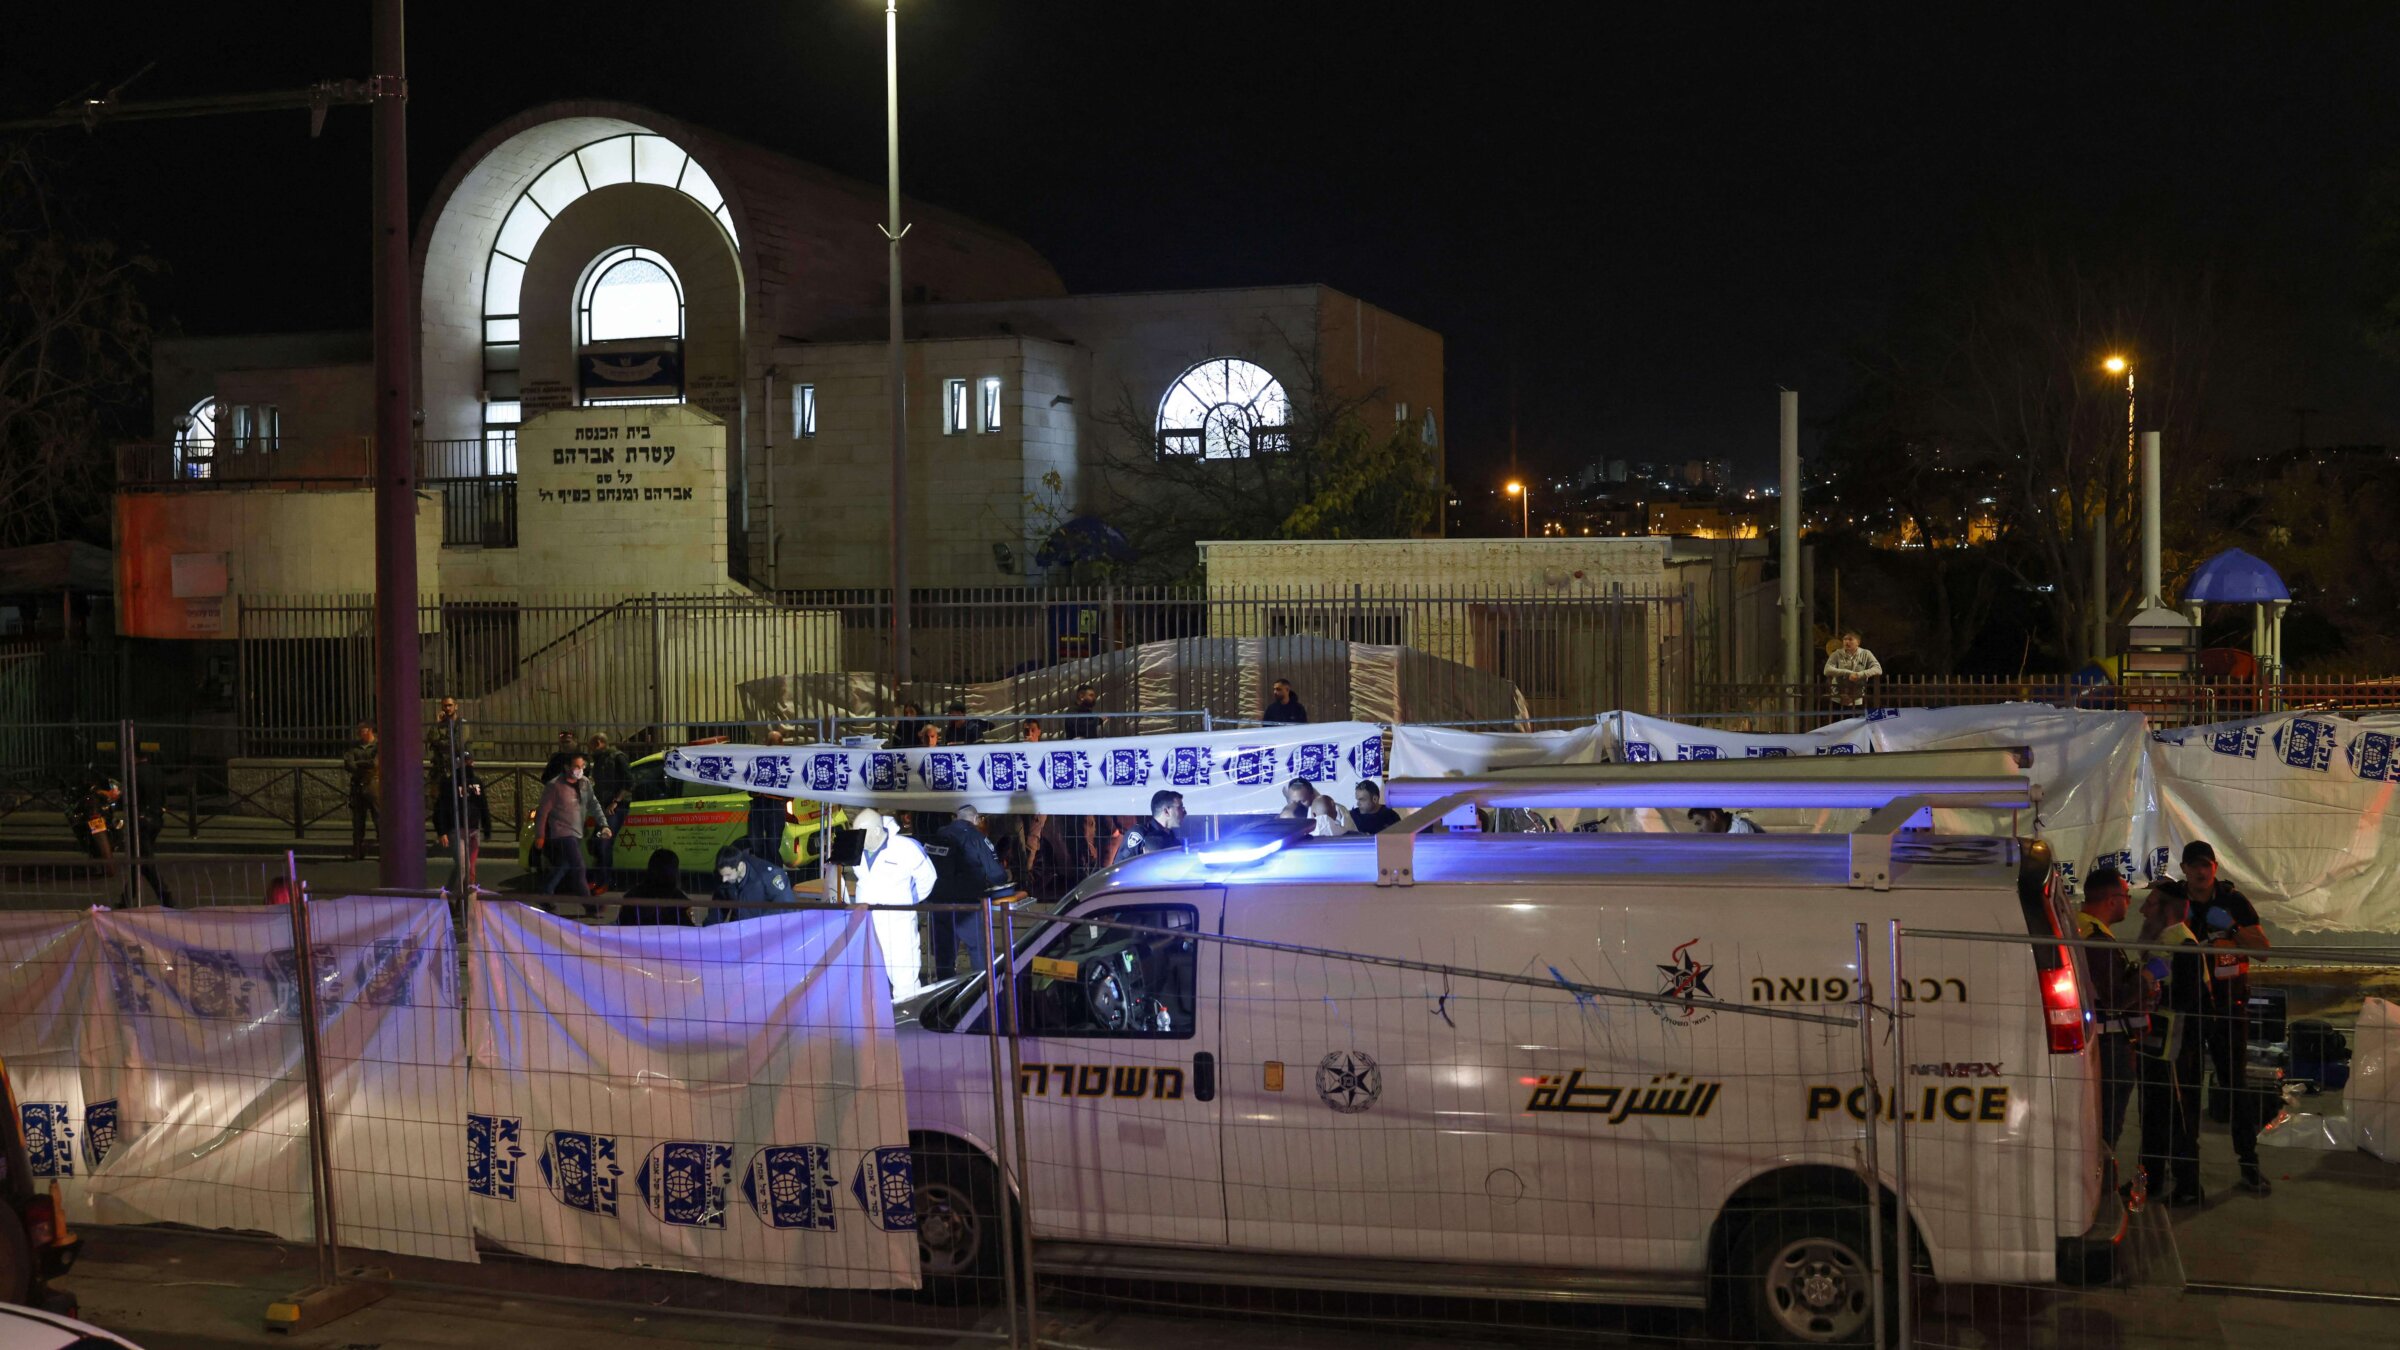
[891,751,2123,1345]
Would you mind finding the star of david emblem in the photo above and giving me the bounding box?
[1315,1049,1382,1114]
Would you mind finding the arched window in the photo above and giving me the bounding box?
[579,247,683,343]
[173,397,217,479]
[1155,358,1290,459]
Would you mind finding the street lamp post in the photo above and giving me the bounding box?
[2097,354,2134,659]
[1506,480,1528,538]
[882,0,912,696]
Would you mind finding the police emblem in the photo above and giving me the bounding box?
[979,752,1030,792]
[1348,735,1386,779]
[2210,725,2263,759]
[851,1147,917,1231]
[1315,1050,1382,1114]
[742,1144,836,1230]
[806,753,853,793]
[467,1113,525,1201]
[1226,747,1278,785]
[2275,719,2336,772]
[637,1140,734,1229]
[82,1099,116,1171]
[745,755,796,790]
[1039,750,1091,791]
[2352,732,2400,783]
[924,752,972,792]
[692,755,740,785]
[19,1103,71,1178]
[1166,745,1214,787]
[539,1129,623,1216]
[1288,742,1338,783]
[1101,747,1152,788]
[866,753,910,792]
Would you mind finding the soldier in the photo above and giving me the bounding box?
[2135,877,2209,1207]
[2076,865,2144,1194]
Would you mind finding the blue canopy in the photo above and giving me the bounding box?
[2184,548,2289,604]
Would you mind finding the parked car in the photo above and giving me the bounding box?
[0,1304,139,1349]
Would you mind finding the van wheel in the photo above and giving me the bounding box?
[1729,1201,1889,1346]
[911,1140,1009,1305]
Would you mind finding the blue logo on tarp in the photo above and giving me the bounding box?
[1226,747,1278,785]
[2146,846,2172,882]
[1101,747,1152,787]
[745,755,795,790]
[1289,742,1339,782]
[2276,719,2336,772]
[82,1099,116,1171]
[1865,708,1902,722]
[540,1129,622,1216]
[1621,742,1659,763]
[638,1140,734,1229]
[851,1147,916,1231]
[1675,745,1721,761]
[20,1104,70,1178]
[742,1144,836,1230]
[1745,746,1791,758]
[355,936,421,1006]
[1166,746,1214,786]
[1039,750,1091,790]
[2350,732,2400,783]
[467,1113,525,1201]
[866,753,909,792]
[267,944,341,1018]
[1349,736,1385,779]
[2210,726,2263,759]
[979,752,1029,792]
[1814,744,1860,756]
[691,755,739,785]
[806,753,853,793]
[923,752,972,792]
[178,946,257,1019]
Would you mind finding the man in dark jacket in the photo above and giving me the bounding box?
[2076,865,2144,1164]
[588,733,633,886]
[711,842,793,923]
[926,806,1011,977]
[2136,878,2210,1207]
[342,723,379,860]
[1118,791,1187,860]
[617,849,691,927]
[943,699,987,745]
[2151,839,2273,1196]
[434,752,493,899]
[1350,781,1403,835]
[1263,678,1309,725]
[541,730,579,783]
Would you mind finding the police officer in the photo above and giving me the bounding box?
[2154,840,2273,1196]
[2076,866,2143,1184]
[711,842,793,923]
[2135,876,2209,1207]
[926,806,1012,978]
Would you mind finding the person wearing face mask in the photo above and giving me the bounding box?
[534,754,599,902]
[853,808,940,1000]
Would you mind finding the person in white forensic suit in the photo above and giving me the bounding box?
[854,808,940,1000]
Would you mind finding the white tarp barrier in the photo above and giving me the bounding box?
[1598,707,2154,898]
[78,898,472,1261]
[1389,723,1610,829]
[2148,713,2400,933]
[467,902,917,1289]
[2353,997,2399,1163]
[666,721,1390,817]
[0,913,95,1208]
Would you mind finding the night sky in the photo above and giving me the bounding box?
[14,2,2400,489]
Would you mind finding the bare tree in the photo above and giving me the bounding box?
[0,140,154,548]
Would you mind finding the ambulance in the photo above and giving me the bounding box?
[891,751,2124,1346]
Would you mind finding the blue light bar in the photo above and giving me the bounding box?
[1194,837,1288,866]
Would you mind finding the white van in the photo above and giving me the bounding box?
[894,767,2123,1345]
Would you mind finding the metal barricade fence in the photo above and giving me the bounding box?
[1894,925,2400,1349]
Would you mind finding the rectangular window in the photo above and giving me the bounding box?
[1014,904,1200,1039]
[979,377,1003,433]
[793,383,817,438]
[1395,401,1410,423]
[486,400,523,426]
[943,378,969,435]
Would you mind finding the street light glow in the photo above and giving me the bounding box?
[1505,480,1523,495]
[2102,355,2127,374]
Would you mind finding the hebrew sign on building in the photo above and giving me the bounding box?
[515,405,730,592]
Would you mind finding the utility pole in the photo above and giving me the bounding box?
[370,0,423,887]
[1778,389,1801,686]
[882,0,912,696]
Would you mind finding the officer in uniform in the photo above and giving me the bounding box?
[2075,865,2143,1192]
[711,842,793,924]
[2154,840,2273,1196]
[2135,877,2209,1207]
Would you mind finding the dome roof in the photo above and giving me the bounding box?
[2185,547,2289,604]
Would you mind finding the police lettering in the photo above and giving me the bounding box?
[1017,1062,1184,1100]
[1804,1083,2010,1124]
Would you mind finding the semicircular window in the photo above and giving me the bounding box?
[577,247,686,406]
[1155,358,1290,459]
[174,396,218,479]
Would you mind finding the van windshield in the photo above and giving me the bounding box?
[918,912,1067,1033]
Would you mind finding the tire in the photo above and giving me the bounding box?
[1727,1199,1891,1347]
[909,1139,1010,1305]
[0,1207,32,1306]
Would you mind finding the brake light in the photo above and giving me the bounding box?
[2042,957,2085,1054]
[24,1192,56,1247]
